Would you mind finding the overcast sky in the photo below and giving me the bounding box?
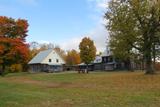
[0,0,109,52]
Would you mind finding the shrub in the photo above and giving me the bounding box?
[9,64,22,72]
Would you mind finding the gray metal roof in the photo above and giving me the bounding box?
[28,49,53,64]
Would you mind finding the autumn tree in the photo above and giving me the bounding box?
[105,0,160,74]
[0,16,28,40]
[0,16,29,75]
[79,37,96,72]
[0,37,29,75]
[66,49,81,65]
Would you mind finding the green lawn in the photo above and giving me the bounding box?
[0,71,160,107]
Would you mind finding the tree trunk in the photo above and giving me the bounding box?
[86,64,89,73]
[142,57,145,70]
[125,58,134,72]
[145,47,154,74]
[143,33,155,74]
[145,60,154,74]
[0,64,5,76]
[152,44,156,71]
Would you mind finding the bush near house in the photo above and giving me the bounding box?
[9,64,23,72]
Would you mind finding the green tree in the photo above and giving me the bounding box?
[105,0,160,74]
[79,37,96,72]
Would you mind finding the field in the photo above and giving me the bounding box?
[0,71,160,107]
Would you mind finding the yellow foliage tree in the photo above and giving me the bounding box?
[79,37,96,65]
[66,49,81,65]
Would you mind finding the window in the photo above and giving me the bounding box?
[56,59,59,63]
[49,59,52,62]
[102,57,107,63]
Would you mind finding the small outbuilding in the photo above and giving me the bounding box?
[28,49,65,72]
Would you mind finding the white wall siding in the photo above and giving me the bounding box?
[42,50,65,65]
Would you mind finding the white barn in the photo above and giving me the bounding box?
[28,49,65,72]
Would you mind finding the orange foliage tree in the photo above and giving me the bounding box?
[0,16,29,74]
[0,37,29,74]
[66,49,81,65]
[0,16,28,40]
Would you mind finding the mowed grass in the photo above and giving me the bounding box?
[0,71,160,107]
